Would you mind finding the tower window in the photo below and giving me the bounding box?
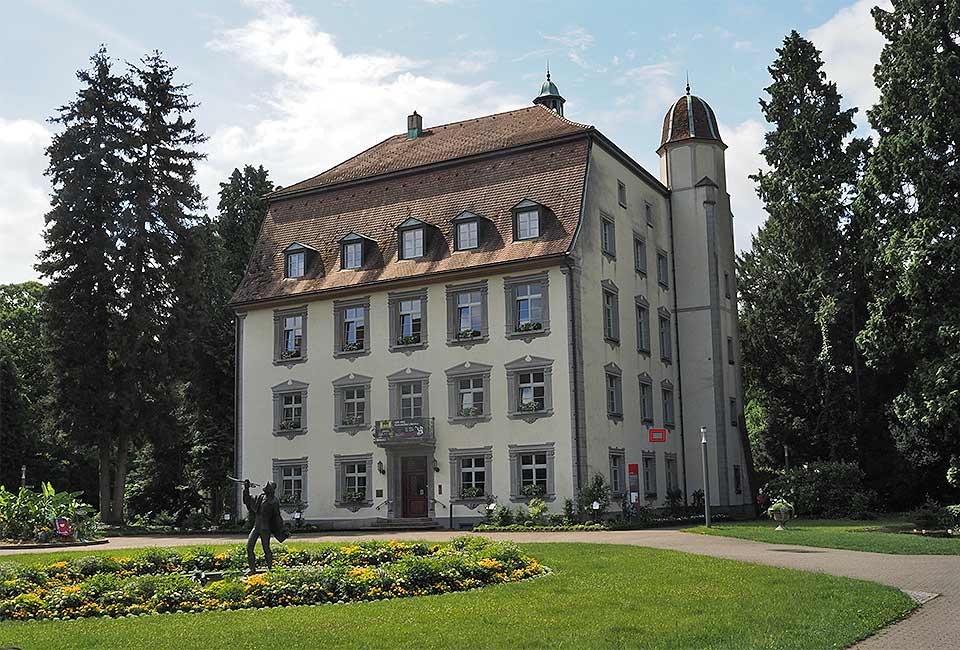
[617,180,627,207]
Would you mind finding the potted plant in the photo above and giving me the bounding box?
[280,348,301,359]
[342,341,363,352]
[521,483,544,498]
[767,499,795,531]
[460,486,484,500]
[516,321,543,332]
[279,418,302,430]
[396,334,420,346]
[342,414,364,426]
[343,490,367,504]
[457,328,479,340]
[460,405,482,417]
[518,401,541,413]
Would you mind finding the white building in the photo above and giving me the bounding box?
[231,75,754,528]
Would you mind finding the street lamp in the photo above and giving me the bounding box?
[700,426,712,528]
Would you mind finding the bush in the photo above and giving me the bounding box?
[527,498,548,524]
[576,473,611,520]
[762,462,875,518]
[911,498,954,530]
[0,482,100,542]
[489,505,513,527]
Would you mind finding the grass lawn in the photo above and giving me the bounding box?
[0,541,914,649]
[688,518,960,555]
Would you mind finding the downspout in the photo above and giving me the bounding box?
[665,150,690,506]
[234,312,244,518]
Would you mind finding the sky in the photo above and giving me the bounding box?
[0,0,891,284]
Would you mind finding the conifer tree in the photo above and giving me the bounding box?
[217,165,273,290]
[857,0,960,491]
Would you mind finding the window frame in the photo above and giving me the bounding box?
[399,226,425,260]
[446,280,489,346]
[505,356,554,422]
[333,297,371,358]
[332,373,372,433]
[633,233,647,275]
[601,213,616,258]
[639,374,654,424]
[272,457,309,511]
[387,368,431,421]
[635,295,651,353]
[662,381,675,427]
[285,251,305,278]
[617,180,627,208]
[504,272,550,341]
[455,219,479,251]
[656,250,670,288]
[605,362,623,420]
[334,453,373,509]
[665,453,679,495]
[609,448,626,497]
[449,446,493,503]
[508,442,555,501]
[602,280,620,344]
[658,308,673,362]
[727,336,735,365]
[271,380,309,439]
[388,288,428,352]
[645,202,655,227]
[341,241,363,270]
[642,452,658,499]
[273,306,308,367]
[445,361,493,426]
[511,199,545,241]
[730,397,738,426]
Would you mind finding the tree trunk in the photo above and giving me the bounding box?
[110,431,129,525]
[98,434,114,522]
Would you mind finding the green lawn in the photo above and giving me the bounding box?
[0,541,914,649]
[688,518,960,555]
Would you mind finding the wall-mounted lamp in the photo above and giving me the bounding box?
[432,457,440,472]
[377,461,385,475]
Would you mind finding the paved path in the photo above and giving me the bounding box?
[3,530,957,648]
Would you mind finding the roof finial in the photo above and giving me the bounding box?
[546,59,551,82]
[685,71,691,95]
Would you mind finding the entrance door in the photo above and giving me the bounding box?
[401,456,428,518]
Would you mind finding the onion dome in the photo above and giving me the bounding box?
[659,86,723,150]
[533,68,565,116]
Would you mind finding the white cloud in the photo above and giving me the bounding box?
[808,0,891,122]
[540,27,594,50]
[720,119,768,253]
[203,0,522,198]
[0,118,51,283]
[733,40,753,51]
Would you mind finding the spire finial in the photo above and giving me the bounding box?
[685,71,691,95]
[546,60,551,82]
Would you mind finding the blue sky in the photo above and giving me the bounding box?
[0,0,889,283]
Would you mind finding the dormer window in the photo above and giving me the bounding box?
[511,199,544,241]
[396,217,428,260]
[456,221,478,250]
[283,242,317,279]
[286,252,305,278]
[338,232,373,271]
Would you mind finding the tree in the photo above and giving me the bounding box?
[857,1,960,494]
[738,32,870,467]
[217,165,273,290]
[36,47,131,518]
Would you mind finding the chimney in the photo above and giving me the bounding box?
[407,111,422,139]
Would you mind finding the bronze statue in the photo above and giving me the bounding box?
[243,479,289,574]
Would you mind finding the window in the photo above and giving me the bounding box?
[639,375,654,423]
[642,453,657,498]
[450,446,493,501]
[727,336,735,364]
[446,281,488,345]
[636,297,651,352]
[659,310,672,361]
[724,272,731,298]
[504,273,550,338]
[342,241,363,269]
[334,298,370,356]
[446,362,492,424]
[286,252,305,278]
[645,203,654,227]
[509,443,555,500]
[662,385,675,427]
[602,284,619,343]
[605,363,623,419]
[634,235,647,274]
[734,465,743,494]
[617,180,627,207]
[387,368,430,420]
[272,380,308,438]
[609,450,626,496]
[273,306,307,365]
[656,251,669,287]
[505,356,554,420]
[333,373,372,432]
[516,209,540,240]
[601,215,616,256]
[730,398,738,426]
[400,227,424,259]
[334,453,372,508]
[456,220,479,250]
[272,458,308,509]
[666,455,679,494]
[389,289,428,351]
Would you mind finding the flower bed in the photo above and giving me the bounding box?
[474,523,608,532]
[0,537,545,622]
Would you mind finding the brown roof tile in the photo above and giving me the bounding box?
[273,105,591,196]
[659,95,723,149]
[231,137,589,306]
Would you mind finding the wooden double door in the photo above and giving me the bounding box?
[401,456,428,518]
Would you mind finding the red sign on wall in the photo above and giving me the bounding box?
[649,429,667,443]
[628,463,639,476]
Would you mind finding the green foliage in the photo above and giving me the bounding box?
[0,483,99,541]
[489,505,513,526]
[762,462,875,519]
[527,498,548,524]
[576,472,611,519]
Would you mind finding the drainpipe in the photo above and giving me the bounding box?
[666,175,689,505]
[565,255,584,491]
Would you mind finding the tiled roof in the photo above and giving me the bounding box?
[230,137,589,306]
[272,105,592,196]
[659,94,723,149]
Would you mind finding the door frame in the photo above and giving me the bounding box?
[401,456,429,518]
[385,447,435,520]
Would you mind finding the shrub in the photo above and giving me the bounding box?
[0,482,100,542]
[576,473,611,520]
[490,505,513,526]
[562,498,576,524]
[527,498,548,524]
[762,461,875,518]
[911,498,953,530]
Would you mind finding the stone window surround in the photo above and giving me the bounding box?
[645,202,655,227]
[617,180,627,208]
[503,271,551,341]
[601,279,620,345]
[635,295,651,354]
[445,280,489,347]
[656,249,670,288]
[508,442,556,502]
[332,373,372,434]
[387,368,431,420]
[600,211,616,258]
[445,361,493,426]
[388,288,428,353]
[642,451,658,499]
[665,452,679,494]
[449,445,494,504]
[272,456,308,512]
[273,305,308,367]
[505,355,554,422]
[334,452,374,510]
[633,231,647,275]
[333,296,371,358]
[609,447,626,497]
[658,307,673,363]
[639,373,654,424]
[661,379,675,427]
[272,379,308,439]
[605,362,623,421]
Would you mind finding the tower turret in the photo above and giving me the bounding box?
[533,68,565,116]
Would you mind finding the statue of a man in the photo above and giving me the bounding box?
[243,479,289,574]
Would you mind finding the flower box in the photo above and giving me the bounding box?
[460,486,485,499]
[459,406,482,417]
[341,414,364,427]
[279,418,302,431]
[343,491,367,504]
[518,401,542,413]
[342,341,363,352]
[457,329,481,340]
[280,349,302,360]
[516,322,543,333]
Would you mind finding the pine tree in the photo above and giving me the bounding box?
[738,32,870,467]
[857,1,960,493]
[36,47,131,518]
[217,165,273,290]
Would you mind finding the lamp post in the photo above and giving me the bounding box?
[700,427,711,528]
